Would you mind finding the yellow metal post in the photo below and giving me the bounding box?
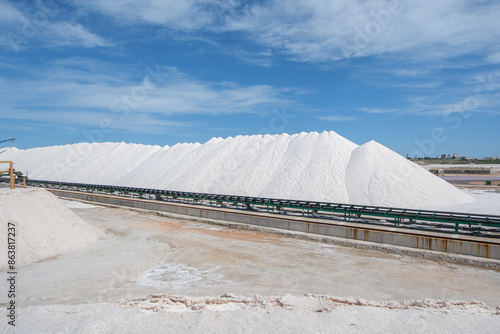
[10,162,14,189]
[0,161,15,189]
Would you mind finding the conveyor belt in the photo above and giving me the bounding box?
[5,178,498,234]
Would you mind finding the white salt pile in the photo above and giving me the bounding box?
[0,188,102,268]
[345,141,474,207]
[0,131,474,208]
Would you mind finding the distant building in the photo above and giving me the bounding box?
[484,157,500,160]
[452,153,460,159]
[440,154,452,159]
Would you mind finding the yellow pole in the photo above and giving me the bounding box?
[0,161,15,189]
[10,162,14,189]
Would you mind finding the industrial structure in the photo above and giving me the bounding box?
[1,177,499,259]
[7,179,499,232]
[0,161,15,189]
[0,137,16,147]
[0,160,25,189]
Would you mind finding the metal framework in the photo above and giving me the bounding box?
[0,161,15,189]
[0,137,15,146]
[5,179,499,233]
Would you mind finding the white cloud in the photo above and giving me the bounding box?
[0,109,190,134]
[392,69,431,78]
[317,115,358,122]
[227,0,500,62]
[218,45,273,67]
[395,81,444,89]
[74,0,500,64]
[0,61,295,132]
[5,0,499,63]
[43,22,109,48]
[0,1,109,50]
[487,51,500,64]
[358,107,398,114]
[75,0,227,29]
[0,1,23,24]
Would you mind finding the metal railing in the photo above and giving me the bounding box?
[6,178,499,234]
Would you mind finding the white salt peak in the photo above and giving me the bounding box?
[345,141,474,207]
[0,131,474,209]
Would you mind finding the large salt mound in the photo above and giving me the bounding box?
[0,131,474,208]
[345,141,474,207]
[0,188,102,268]
[156,132,358,202]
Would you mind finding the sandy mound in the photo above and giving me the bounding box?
[0,188,102,268]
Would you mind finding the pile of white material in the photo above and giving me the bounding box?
[0,131,474,208]
[345,141,474,207]
[0,189,102,268]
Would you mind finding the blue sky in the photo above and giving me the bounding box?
[0,0,499,157]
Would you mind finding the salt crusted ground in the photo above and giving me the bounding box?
[429,188,500,215]
[13,295,500,334]
[1,191,499,333]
